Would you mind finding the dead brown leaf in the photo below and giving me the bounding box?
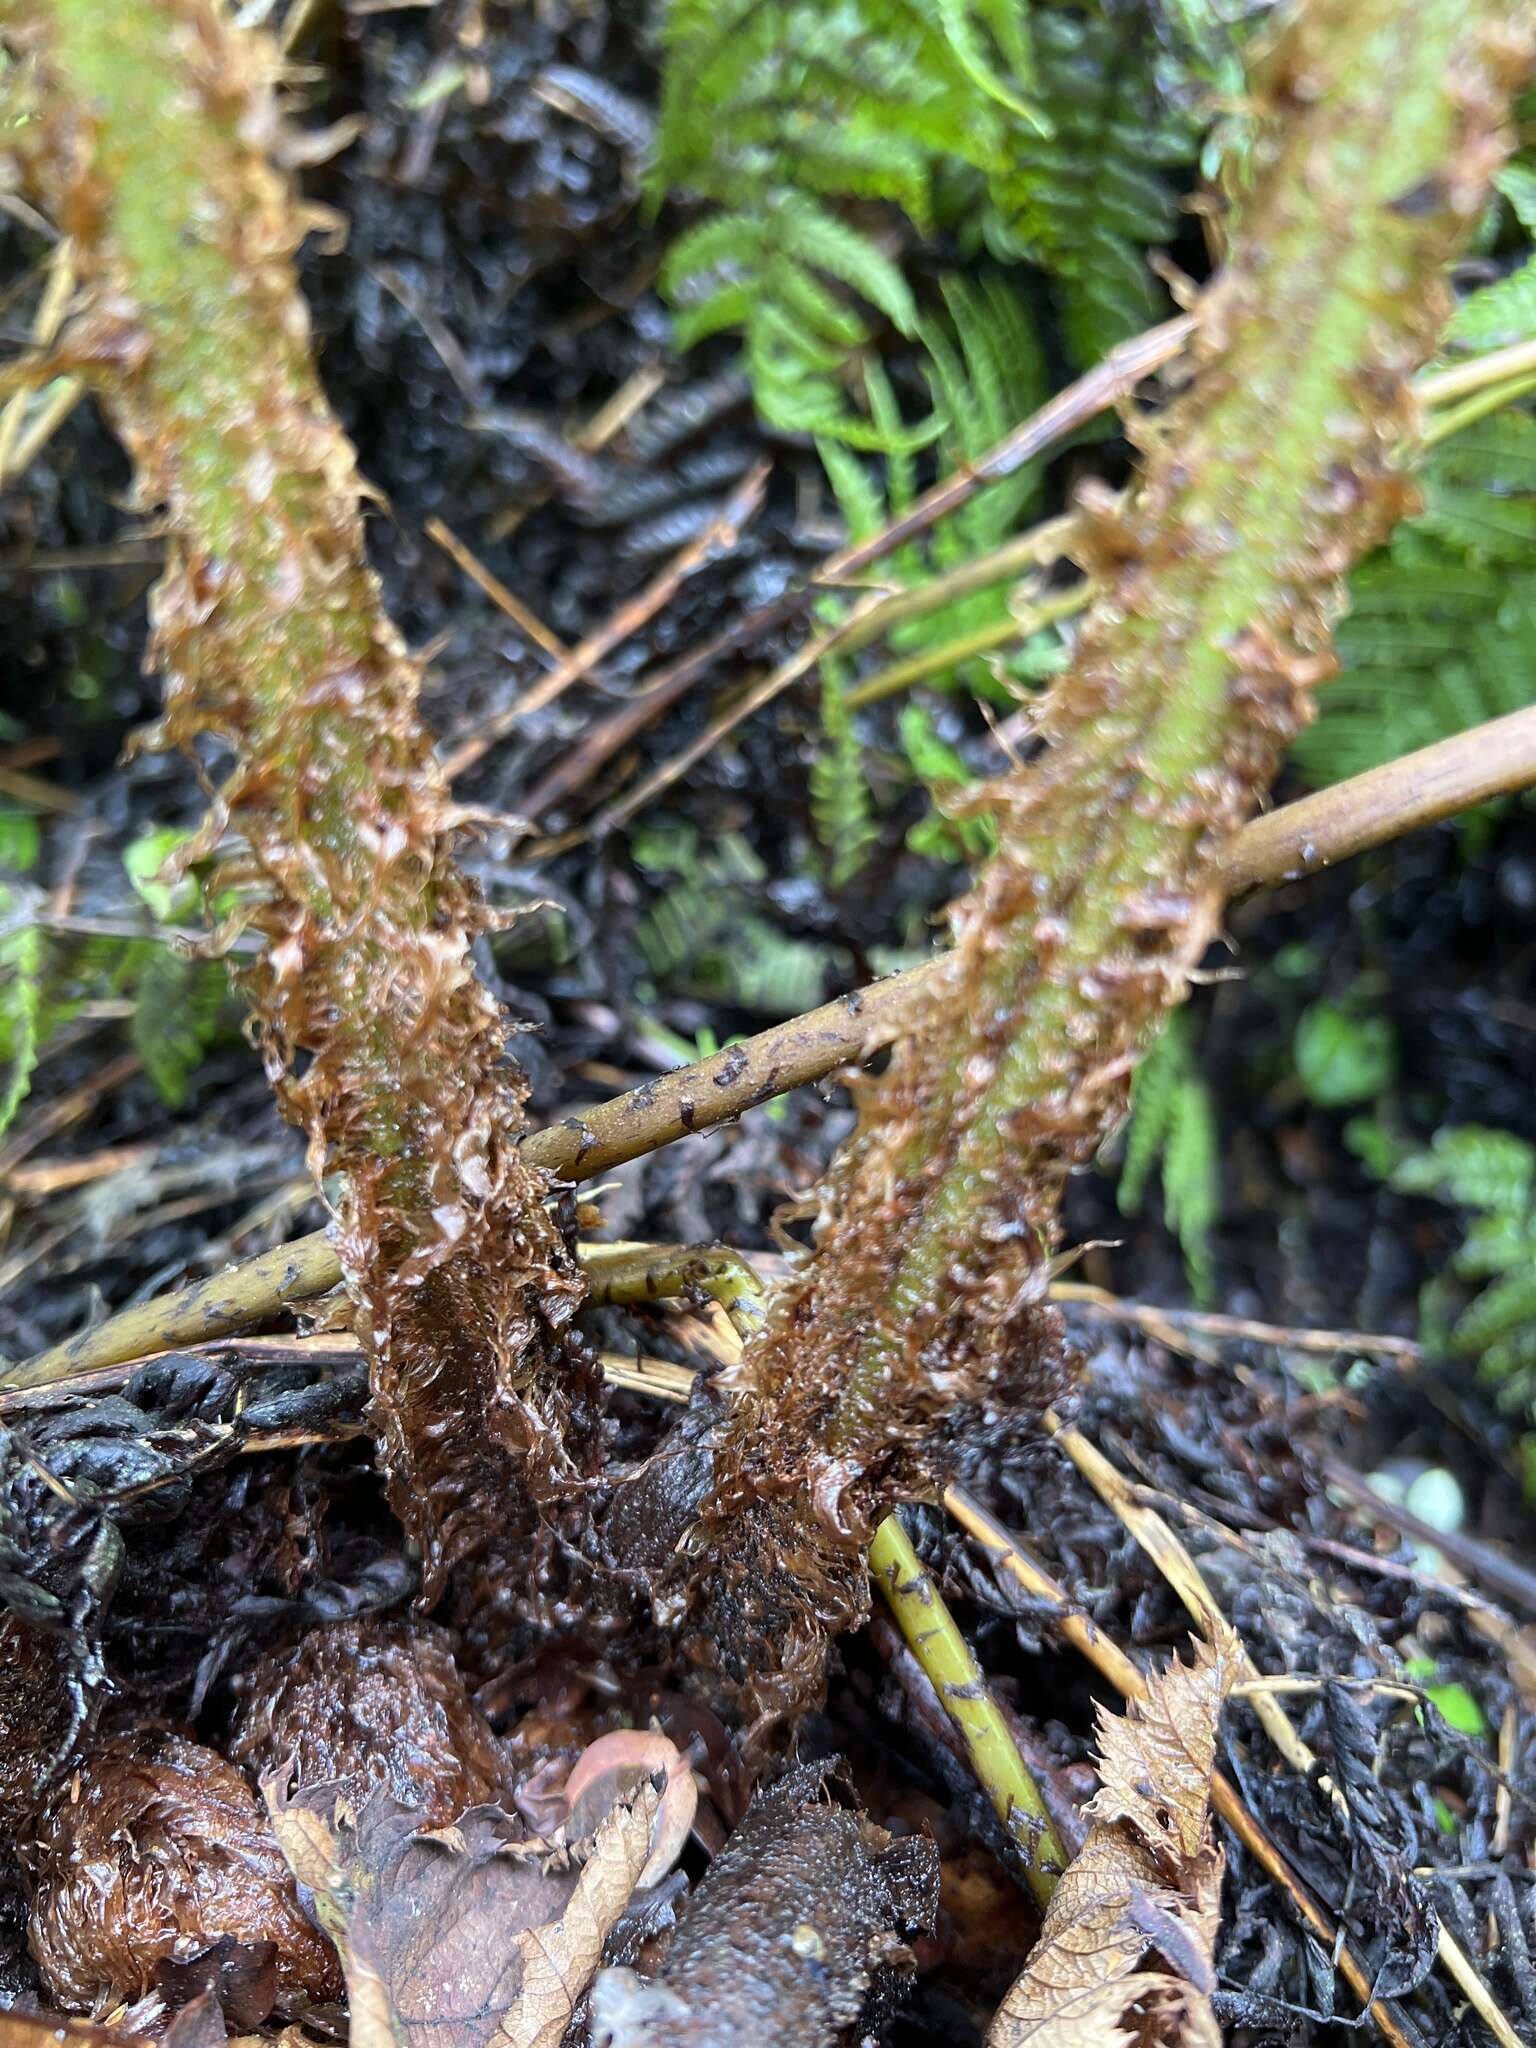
[265,1766,663,2048]
[987,1641,1234,2048]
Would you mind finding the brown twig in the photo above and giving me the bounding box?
[1051,1282,1423,1364]
[1222,703,1536,896]
[13,698,1536,1390]
[440,461,770,777]
[426,516,574,667]
[526,321,1192,826]
[520,510,1082,822]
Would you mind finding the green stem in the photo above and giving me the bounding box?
[844,583,1091,708]
[870,1512,1066,1906]
[1420,369,1536,446]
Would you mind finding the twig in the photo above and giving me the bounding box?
[944,1483,1418,2048]
[593,588,889,831]
[425,516,574,666]
[869,1511,1066,1905]
[522,510,1081,822]
[539,320,1191,825]
[0,1051,143,1180]
[1049,1417,1526,2048]
[843,584,1092,710]
[1051,1282,1423,1364]
[0,761,78,814]
[16,698,1536,1390]
[1321,1457,1536,1624]
[1218,703,1536,897]
[441,460,770,776]
[1417,336,1536,407]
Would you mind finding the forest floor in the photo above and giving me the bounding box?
[1,4,1534,2045]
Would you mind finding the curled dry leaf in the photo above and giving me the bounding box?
[986,1642,1235,2048]
[265,1767,666,2048]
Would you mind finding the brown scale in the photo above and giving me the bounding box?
[0,1616,82,1827]
[227,1616,506,1826]
[22,1729,342,2021]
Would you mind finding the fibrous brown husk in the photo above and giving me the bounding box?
[0,1614,86,1827]
[227,1617,506,1828]
[589,1759,939,2048]
[21,1729,341,2021]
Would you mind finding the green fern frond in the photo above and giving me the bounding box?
[811,654,879,887]
[979,10,1195,365]
[1447,161,1536,349]
[1116,1007,1219,1303]
[1295,416,1536,787]
[0,897,43,1140]
[131,945,228,1109]
[1362,1124,1536,1440]
[899,703,998,863]
[1391,1125,1536,1215]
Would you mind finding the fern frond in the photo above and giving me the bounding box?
[812,654,879,887]
[131,946,227,1109]
[980,10,1194,365]
[0,900,43,1140]
[1296,419,1536,786]
[1391,1125,1536,1215]
[1117,1008,1218,1303]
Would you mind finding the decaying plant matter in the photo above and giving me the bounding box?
[227,1618,508,1828]
[23,1728,343,2023]
[986,1642,1233,2048]
[665,0,1534,1724]
[6,0,590,1608]
[266,1766,673,2048]
[589,1760,939,2048]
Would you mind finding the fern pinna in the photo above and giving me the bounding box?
[1295,414,1536,789]
[654,1,1209,438]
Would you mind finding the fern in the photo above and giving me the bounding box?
[900,703,998,863]
[806,278,1061,876]
[811,653,879,886]
[1115,1007,1219,1303]
[976,8,1199,366]
[1294,413,1536,787]
[0,895,43,1141]
[131,945,228,1109]
[1377,1126,1536,1437]
[656,0,1030,439]
[654,1,1222,428]
[1446,161,1536,350]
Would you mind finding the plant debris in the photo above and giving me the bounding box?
[987,1640,1233,2047]
[21,1728,343,2025]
